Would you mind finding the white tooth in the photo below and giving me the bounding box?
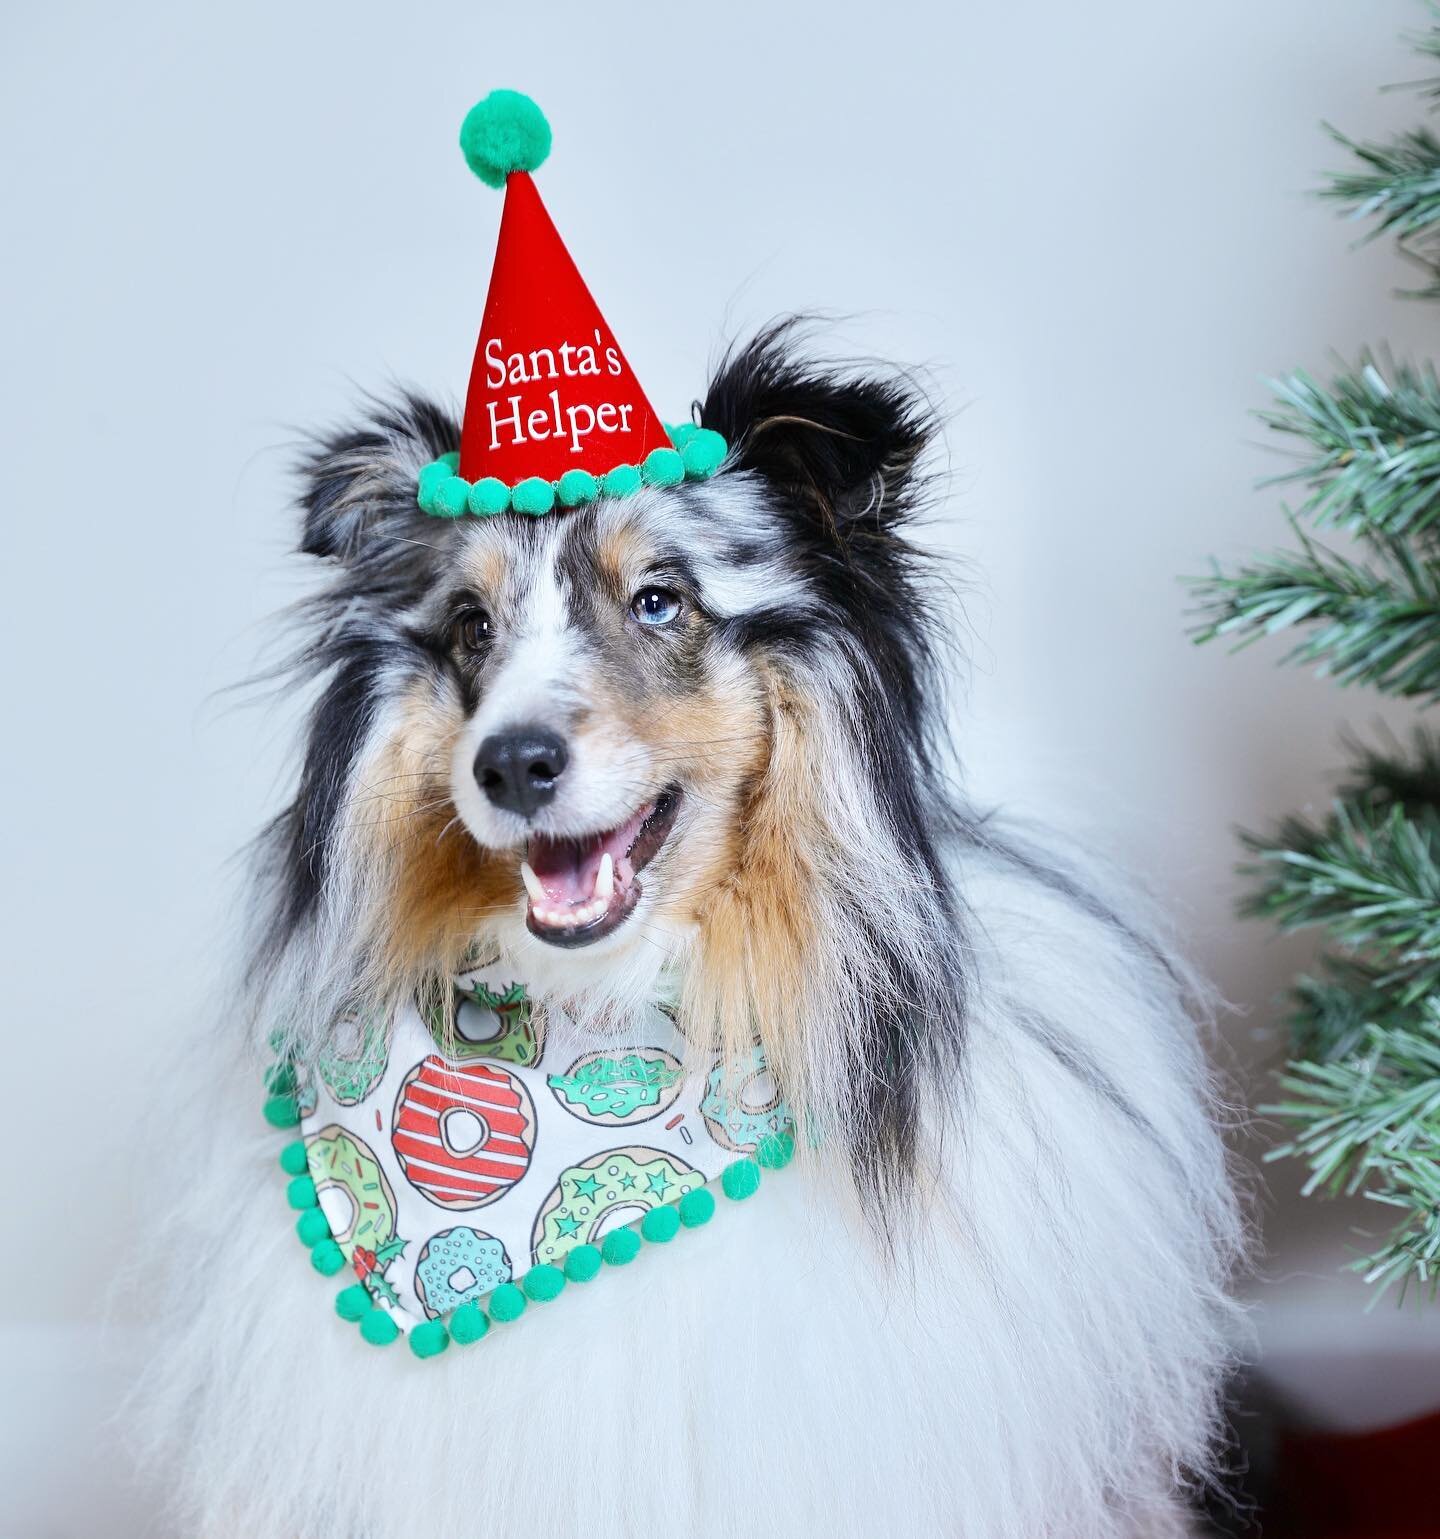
[595,853,614,902]
[520,862,545,903]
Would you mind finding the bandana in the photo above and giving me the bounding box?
[265,956,795,1358]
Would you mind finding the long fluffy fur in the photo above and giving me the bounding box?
[137,322,1244,1537]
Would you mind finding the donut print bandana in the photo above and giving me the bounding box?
[270,954,796,1355]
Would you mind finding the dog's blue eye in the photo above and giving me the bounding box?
[631,587,681,626]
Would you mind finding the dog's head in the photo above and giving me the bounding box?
[258,322,968,1199]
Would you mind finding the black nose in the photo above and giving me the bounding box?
[474,728,569,817]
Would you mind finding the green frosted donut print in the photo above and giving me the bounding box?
[413,1226,512,1318]
[305,1125,399,1254]
[317,1009,389,1106]
[547,1047,683,1125]
[421,975,543,1067]
[700,1043,795,1153]
[530,1146,702,1267]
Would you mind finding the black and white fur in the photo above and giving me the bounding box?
[140,322,1243,1539]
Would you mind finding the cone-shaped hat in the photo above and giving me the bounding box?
[416,92,726,520]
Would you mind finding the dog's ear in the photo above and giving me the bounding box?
[298,394,459,562]
[698,321,933,532]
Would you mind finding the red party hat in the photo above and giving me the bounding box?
[416,91,727,521]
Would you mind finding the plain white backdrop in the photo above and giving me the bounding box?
[5,0,1440,1531]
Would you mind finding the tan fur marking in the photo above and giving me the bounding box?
[352,678,514,999]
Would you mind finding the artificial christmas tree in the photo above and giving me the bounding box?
[1194,8,1440,1303]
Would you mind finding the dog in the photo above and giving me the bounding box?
[141,320,1243,1539]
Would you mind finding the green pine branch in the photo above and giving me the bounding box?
[1255,358,1440,540]
[1240,797,1440,1003]
[1190,519,1440,697]
[1263,1024,1440,1301]
[1337,723,1440,811]
[1322,123,1440,248]
[1286,957,1417,1063]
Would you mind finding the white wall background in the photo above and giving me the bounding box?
[5,0,1440,1531]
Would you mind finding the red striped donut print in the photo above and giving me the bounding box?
[391,1055,537,1210]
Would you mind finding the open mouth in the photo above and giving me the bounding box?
[519,788,682,948]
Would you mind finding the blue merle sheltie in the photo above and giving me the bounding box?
[142,321,1243,1539]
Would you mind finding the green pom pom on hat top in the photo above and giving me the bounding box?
[460,90,552,189]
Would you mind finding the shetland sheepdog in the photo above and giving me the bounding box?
[142,321,1242,1539]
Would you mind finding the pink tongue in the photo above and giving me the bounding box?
[528,806,648,906]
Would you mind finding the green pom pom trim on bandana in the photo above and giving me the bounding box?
[488,1282,527,1323]
[263,1027,794,1362]
[296,1208,330,1247]
[678,1187,716,1228]
[310,1238,346,1276]
[721,1157,762,1202]
[563,1243,603,1283]
[334,1284,372,1323]
[416,423,727,520]
[408,1318,450,1360]
[459,90,552,189]
[522,1264,566,1302]
[641,1205,681,1243]
[600,1228,642,1267]
[360,1309,400,1347]
[449,1302,490,1345]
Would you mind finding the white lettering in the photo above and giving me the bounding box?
[487,394,525,449]
[566,403,596,453]
[485,337,505,389]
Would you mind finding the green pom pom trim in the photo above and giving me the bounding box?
[563,1244,602,1283]
[756,1132,795,1170]
[512,476,555,516]
[265,1062,297,1096]
[417,460,451,514]
[439,450,461,471]
[721,1158,761,1202]
[460,90,552,190]
[296,1208,330,1247]
[556,469,598,508]
[263,1050,799,1362]
[601,1228,642,1267]
[600,464,642,499]
[488,1282,527,1322]
[310,1238,346,1276]
[263,1094,300,1129]
[359,1309,400,1346]
[434,475,471,519]
[681,428,727,479]
[678,1187,716,1228]
[418,433,728,518]
[642,447,685,487]
[468,477,511,517]
[409,1318,450,1359]
[286,1175,317,1210]
[335,1284,372,1322]
[641,1205,680,1244]
[449,1301,490,1344]
[522,1263,566,1302]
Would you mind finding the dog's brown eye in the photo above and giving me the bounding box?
[631,587,681,626]
[454,610,493,651]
